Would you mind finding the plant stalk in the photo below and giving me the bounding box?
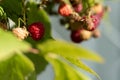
[22,0,26,26]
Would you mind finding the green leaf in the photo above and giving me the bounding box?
[26,53,48,74]
[0,6,7,20]
[45,53,91,80]
[26,1,51,39]
[0,25,35,80]
[38,39,103,63]
[0,53,36,80]
[0,6,9,30]
[66,57,101,80]
[0,29,30,61]
[0,0,23,23]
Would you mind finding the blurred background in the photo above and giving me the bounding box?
[38,1,120,80]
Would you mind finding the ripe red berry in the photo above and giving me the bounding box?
[58,3,73,16]
[73,3,83,13]
[28,22,45,41]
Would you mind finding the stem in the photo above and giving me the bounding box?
[18,18,26,27]
[22,0,26,26]
[18,18,20,27]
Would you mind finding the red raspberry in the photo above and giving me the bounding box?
[58,3,73,16]
[28,22,45,41]
[73,3,83,13]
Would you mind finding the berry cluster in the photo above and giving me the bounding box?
[12,22,45,41]
[57,0,109,43]
[10,0,109,43]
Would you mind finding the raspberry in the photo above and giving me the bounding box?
[28,22,45,41]
[82,16,95,31]
[92,29,101,38]
[96,10,104,19]
[69,12,81,21]
[58,3,73,16]
[83,15,100,31]
[70,29,92,43]
[70,29,83,43]
[91,15,101,27]
[92,3,105,18]
[12,27,29,40]
[93,3,103,14]
[80,29,92,40]
[73,3,83,13]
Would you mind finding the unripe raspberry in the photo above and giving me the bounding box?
[85,18,95,31]
[80,29,92,40]
[73,3,83,13]
[69,12,81,21]
[92,29,101,38]
[91,15,101,27]
[28,22,45,41]
[58,3,73,16]
[93,3,103,14]
[96,10,104,19]
[12,27,29,40]
[83,15,100,31]
[92,3,105,18]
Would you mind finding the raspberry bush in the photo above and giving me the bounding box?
[0,0,109,80]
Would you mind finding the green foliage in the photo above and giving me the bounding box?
[0,0,22,23]
[0,0,103,80]
[45,53,91,80]
[0,6,7,20]
[38,39,103,63]
[26,53,48,74]
[66,57,101,80]
[0,29,30,61]
[0,53,36,80]
[38,39,103,80]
